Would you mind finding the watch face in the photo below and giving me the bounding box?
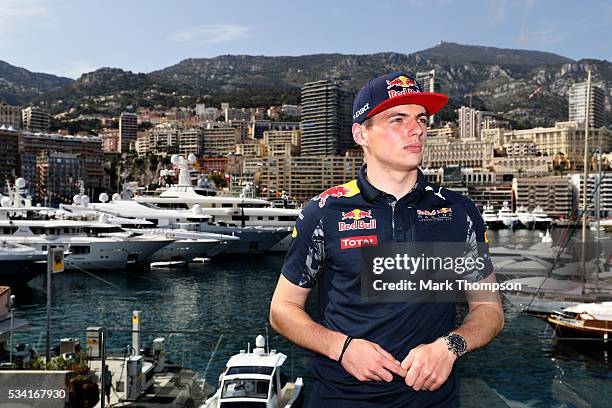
[447,333,467,356]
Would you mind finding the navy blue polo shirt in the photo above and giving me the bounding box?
[281,165,493,407]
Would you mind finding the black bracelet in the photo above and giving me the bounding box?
[337,336,354,365]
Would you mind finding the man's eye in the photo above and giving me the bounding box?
[391,117,402,123]
[418,118,427,124]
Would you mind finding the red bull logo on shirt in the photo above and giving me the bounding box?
[416,207,453,222]
[385,75,421,98]
[313,180,360,208]
[338,209,377,231]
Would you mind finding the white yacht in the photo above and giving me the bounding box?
[134,155,300,251]
[202,335,304,408]
[481,203,504,230]
[64,196,288,255]
[515,205,534,229]
[0,216,173,271]
[497,201,518,229]
[98,216,229,263]
[531,206,553,230]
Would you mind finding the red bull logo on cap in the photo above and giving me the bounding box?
[313,180,360,208]
[338,209,377,231]
[385,75,421,98]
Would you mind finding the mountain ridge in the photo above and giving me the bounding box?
[1,42,610,128]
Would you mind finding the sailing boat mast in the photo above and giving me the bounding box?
[581,68,592,296]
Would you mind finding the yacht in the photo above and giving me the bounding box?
[481,203,504,230]
[497,202,518,230]
[0,242,47,286]
[531,206,553,230]
[0,217,173,271]
[545,302,612,340]
[64,196,288,255]
[202,335,304,408]
[133,155,300,251]
[515,205,534,229]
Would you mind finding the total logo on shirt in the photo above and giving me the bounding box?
[338,209,377,231]
[340,235,379,249]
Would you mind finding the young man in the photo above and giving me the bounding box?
[270,71,504,407]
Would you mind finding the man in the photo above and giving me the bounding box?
[270,71,504,407]
[103,364,113,407]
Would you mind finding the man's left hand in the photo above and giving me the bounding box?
[400,338,456,391]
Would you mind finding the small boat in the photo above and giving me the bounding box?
[497,201,518,230]
[515,205,534,229]
[202,335,304,408]
[150,260,187,268]
[546,302,612,341]
[532,206,553,230]
[482,203,504,230]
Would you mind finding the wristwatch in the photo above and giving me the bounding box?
[441,332,467,357]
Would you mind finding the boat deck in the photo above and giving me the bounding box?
[90,357,210,408]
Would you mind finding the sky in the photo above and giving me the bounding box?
[0,0,611,79]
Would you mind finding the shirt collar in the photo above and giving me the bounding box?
[357,165,426,203]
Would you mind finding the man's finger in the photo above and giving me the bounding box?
[411,368,430,391]
[404,363,420,387]
[381,356,407,378]
[368,373,383,382]
[401,349,416,370]
[373,366,394,382]
[374,344,401,365]
[422,377,436,391]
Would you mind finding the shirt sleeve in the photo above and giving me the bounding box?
[461,198,494,282]
[281,200,326,288]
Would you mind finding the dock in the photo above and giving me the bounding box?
[89,357,211,407]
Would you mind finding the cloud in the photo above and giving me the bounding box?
[0,0,49,33]
[516,24,564,46]
[170,24,251,44]
[489,0,509,23]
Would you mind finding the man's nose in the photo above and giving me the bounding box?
[404,117,424,138]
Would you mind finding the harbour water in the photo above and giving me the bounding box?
[8,229,612,407]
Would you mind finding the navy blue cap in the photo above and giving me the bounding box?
[352,71,449,124]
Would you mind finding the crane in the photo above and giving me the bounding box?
[464,92,479,108]
[528,85,544,128]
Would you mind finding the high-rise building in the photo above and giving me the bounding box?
[300,80,354,156]
[201,123,241,156]
[0,129,20,186]
[195,103,207,116]
[457,107,495,140]
[178,128,202,156]
[0,100,21,129]
[37,151,85,204]
[416,70,441,126]
[119,112,138,152]
[21,107,50,132]
[568,81,606,128]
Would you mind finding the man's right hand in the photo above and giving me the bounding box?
[340,339,407,382]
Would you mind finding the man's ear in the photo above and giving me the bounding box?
[353,123,368,146]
